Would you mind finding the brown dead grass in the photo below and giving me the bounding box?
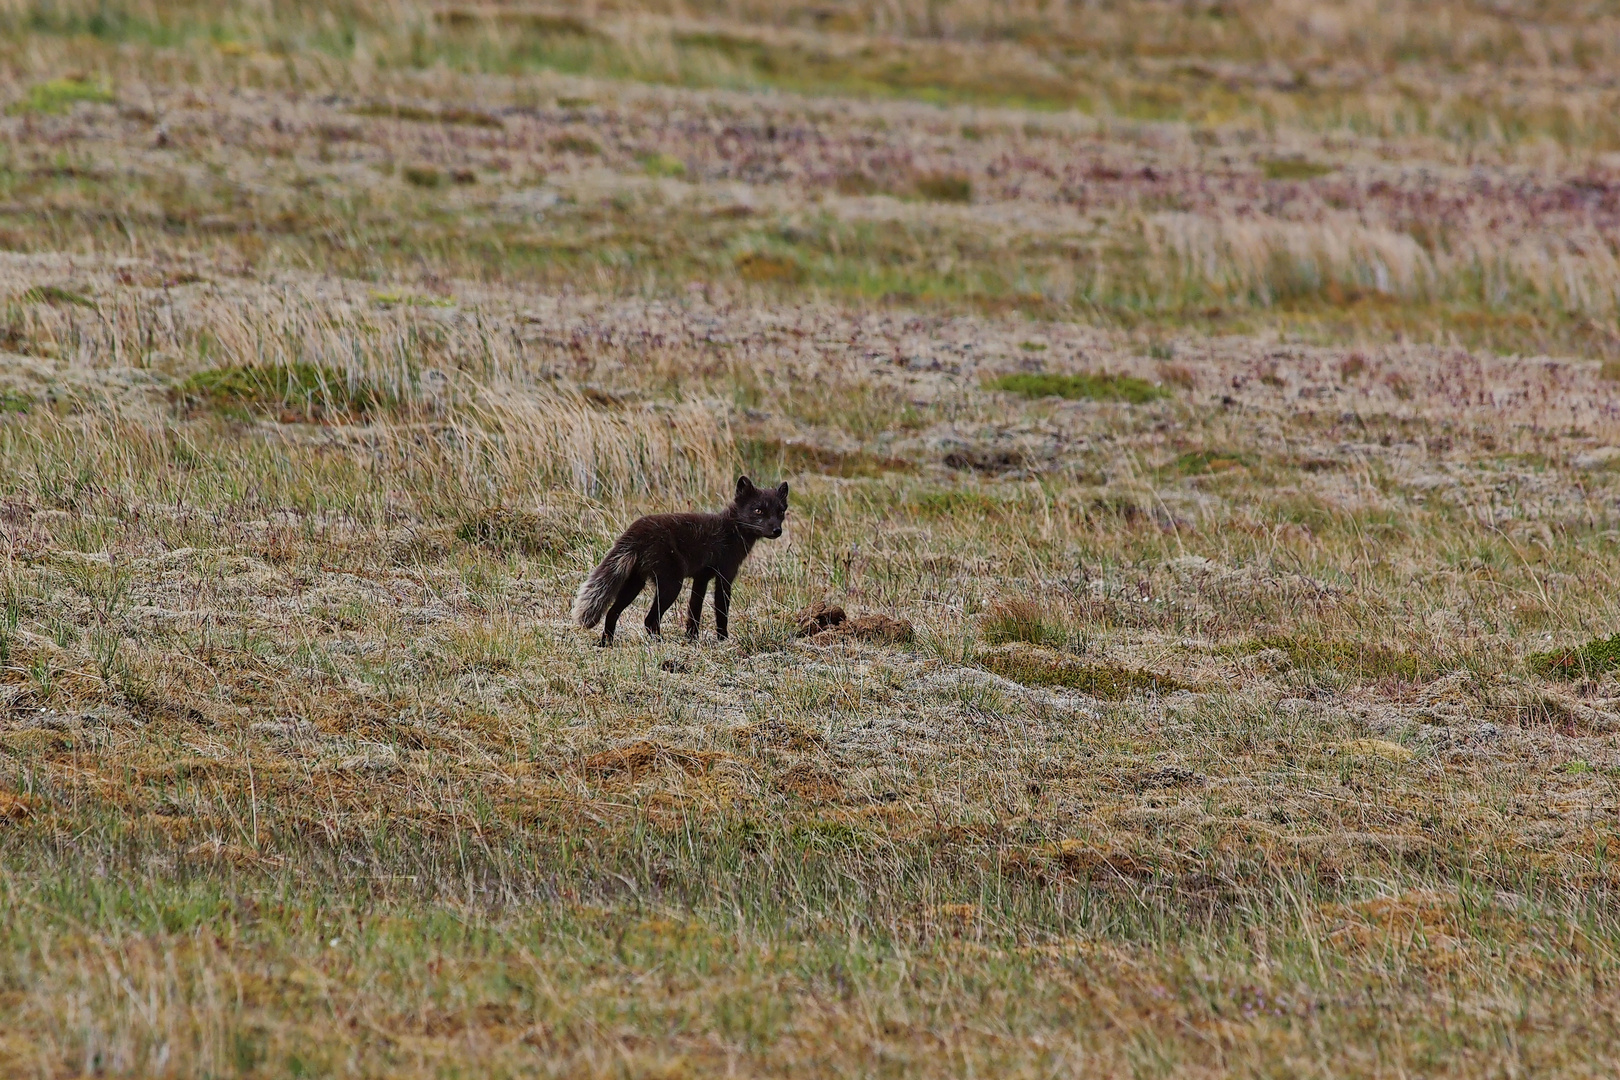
[582,740,724,779]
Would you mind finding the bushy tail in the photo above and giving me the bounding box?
[572,542,637,628]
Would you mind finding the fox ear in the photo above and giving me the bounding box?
[777,481,789,498]
[736,475,754,497]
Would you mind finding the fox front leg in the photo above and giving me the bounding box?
[713,577,733,640]
[686,571,712,640]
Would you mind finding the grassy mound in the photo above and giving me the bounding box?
[173,363,393,422]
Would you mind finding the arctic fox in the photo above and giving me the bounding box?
[573,476,789,645]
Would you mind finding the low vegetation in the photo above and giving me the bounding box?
[172,362,396,422]
[978,645,1188,698]
[2,0,1620,1076]
[1533,634,1620,679]
[991,371,1170,404]
[7,76,113,115]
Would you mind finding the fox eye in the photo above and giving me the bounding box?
[754,508,763,515]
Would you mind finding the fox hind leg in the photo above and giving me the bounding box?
[600,575,645,646]
[646,569,683,638]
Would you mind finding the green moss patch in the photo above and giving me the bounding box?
[1261,157,1334,180]
[910,489,1009,518]
[1239,635,1430,680]
[1531,634,1620,679]
[641,153,687,178]
[549,134,600,155]
[979,645,1188,699]
[0,390,34,414]
[402,166,444,188]
[991,372,1169,404]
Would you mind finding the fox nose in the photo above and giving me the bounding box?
[769,527,783,538]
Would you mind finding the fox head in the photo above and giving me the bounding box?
[731,475,789,539]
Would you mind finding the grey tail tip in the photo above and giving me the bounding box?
[572,547,633,628]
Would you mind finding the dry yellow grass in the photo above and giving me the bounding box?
[2,1,1620,1077]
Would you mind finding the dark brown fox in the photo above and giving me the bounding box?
[573,476,789,645]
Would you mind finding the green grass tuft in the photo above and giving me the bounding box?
[8,77,114,115]
[981,598,1074,649]
[991,371,1169,404]
[19,285,95,307]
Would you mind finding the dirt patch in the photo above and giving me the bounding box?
[1320,890,1471,972]
[796,603,913,645]
[184,839,287,870]
[1004,839,1170,885]
[0,791,37,819]
[739,437,913,479]
[581,740,722,780]
[796,601,846,636]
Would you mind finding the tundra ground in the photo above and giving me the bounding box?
[3,1,1620,1076]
